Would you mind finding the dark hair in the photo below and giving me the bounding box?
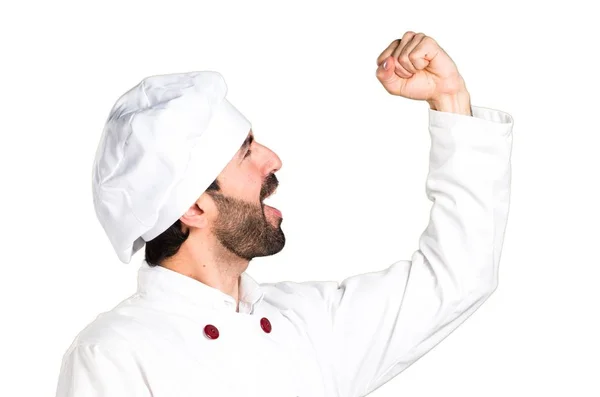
[144,178,221,267]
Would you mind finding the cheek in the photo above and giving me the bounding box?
[242,178,264,200]
[222,169,264,201]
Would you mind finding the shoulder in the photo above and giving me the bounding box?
[260,279,341,313]
[66,293,158,350]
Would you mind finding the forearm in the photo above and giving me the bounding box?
[427,90,473,116]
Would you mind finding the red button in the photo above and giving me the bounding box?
[204,324,219,339]
[260,317,272,333]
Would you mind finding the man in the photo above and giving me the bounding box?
[55,32,514,397]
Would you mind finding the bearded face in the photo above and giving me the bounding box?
[208,172,285,260]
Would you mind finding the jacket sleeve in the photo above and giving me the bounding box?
[273,105,514,397]
[55,343,152,397]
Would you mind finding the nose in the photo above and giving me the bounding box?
[270,149,282,174]
[258,143,282,176]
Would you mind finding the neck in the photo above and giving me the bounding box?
[160,233,249,310]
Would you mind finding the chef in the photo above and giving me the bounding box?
[55,31,514,397]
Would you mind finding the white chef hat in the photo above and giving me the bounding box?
[92,71,251,264]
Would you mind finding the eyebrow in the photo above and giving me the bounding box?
[239,133,254,155]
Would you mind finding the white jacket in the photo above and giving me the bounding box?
[55,105,514,397]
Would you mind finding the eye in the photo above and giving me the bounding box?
[244,149,252,159]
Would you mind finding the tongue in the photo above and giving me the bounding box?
[264,204,282,217]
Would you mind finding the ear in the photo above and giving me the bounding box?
[180,193,214,230]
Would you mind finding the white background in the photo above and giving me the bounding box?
[1,0,599,396]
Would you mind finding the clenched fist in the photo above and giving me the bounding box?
[376,32,472,115]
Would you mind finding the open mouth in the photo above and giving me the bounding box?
[262,189,282,217]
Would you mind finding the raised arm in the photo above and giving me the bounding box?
[263,32,514,397]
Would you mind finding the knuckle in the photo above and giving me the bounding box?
[424,36,437,45]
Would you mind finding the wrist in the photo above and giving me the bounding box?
[427,91,472,116]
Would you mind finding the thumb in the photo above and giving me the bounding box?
[376,56,401,87]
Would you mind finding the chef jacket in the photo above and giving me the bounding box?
[55,105,514,397]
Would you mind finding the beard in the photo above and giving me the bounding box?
[207,180,285,261]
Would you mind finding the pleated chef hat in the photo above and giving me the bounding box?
[92,71,251,264]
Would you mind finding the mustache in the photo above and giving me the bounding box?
[260,173,278,201]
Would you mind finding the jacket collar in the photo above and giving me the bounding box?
[136,260,264,314]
